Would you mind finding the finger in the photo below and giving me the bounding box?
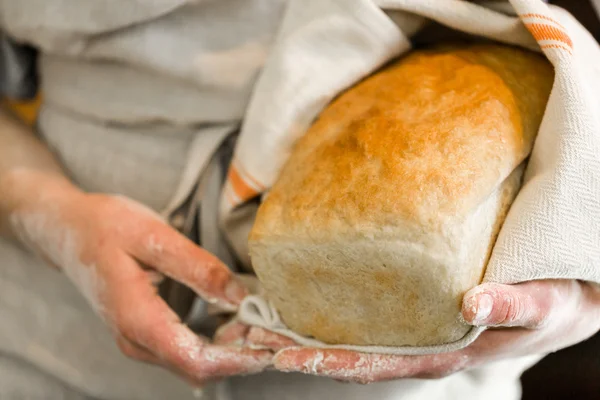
[145,270,165,286]
[466,326,535,358]
[127,298,272,379]
[273,348,471,383]
[213,321,297,351]
[116,336,164,366]
[136,261,165,286]
[113,259,272,380]
[461,281,561,328]
[214,320,250,346]
[245,327,298,351]
[129,220,247,310]
[469,312,600,357]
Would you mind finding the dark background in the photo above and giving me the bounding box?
[521,332,600,399]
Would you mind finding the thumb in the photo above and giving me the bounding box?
[462,281,558,328]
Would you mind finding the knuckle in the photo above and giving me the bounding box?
[112,310,139,341]
[218,323,248,347]
[117,323,136,343]
[246,327,269,344]
[504,294,523,323]
[515,287,553,329]
[116,339,140,360]
[143,233,166,261]
[502,290,534,326]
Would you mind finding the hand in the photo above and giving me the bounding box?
[249,279,600,384]
[6,171,272,386]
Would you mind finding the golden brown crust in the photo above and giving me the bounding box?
[249,44,553,346]
[250,44,553,241]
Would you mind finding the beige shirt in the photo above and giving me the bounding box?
[0,1,545,399]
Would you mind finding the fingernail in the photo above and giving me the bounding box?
[473,294,494,324]
[225,279,248,305]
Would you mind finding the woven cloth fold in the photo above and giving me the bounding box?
[222,0,600,354]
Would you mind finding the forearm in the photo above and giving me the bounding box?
[0,108,74,239]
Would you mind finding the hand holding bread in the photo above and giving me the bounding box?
[264,279,600,383]
[240,43,600,383]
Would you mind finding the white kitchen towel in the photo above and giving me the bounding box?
[221,0,600,354]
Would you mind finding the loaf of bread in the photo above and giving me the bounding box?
[248,44,553,347]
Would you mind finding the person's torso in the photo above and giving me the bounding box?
[1,0,287,212]
[0,1,546,399]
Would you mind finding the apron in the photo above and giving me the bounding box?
[0,1,285,398]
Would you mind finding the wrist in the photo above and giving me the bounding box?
[0,168,82,238]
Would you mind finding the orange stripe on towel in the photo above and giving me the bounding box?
[540,43,572,54]
[521,13,566,30]
[227,165,259,203]
[233,158,265,191]
[525,22,573,48]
